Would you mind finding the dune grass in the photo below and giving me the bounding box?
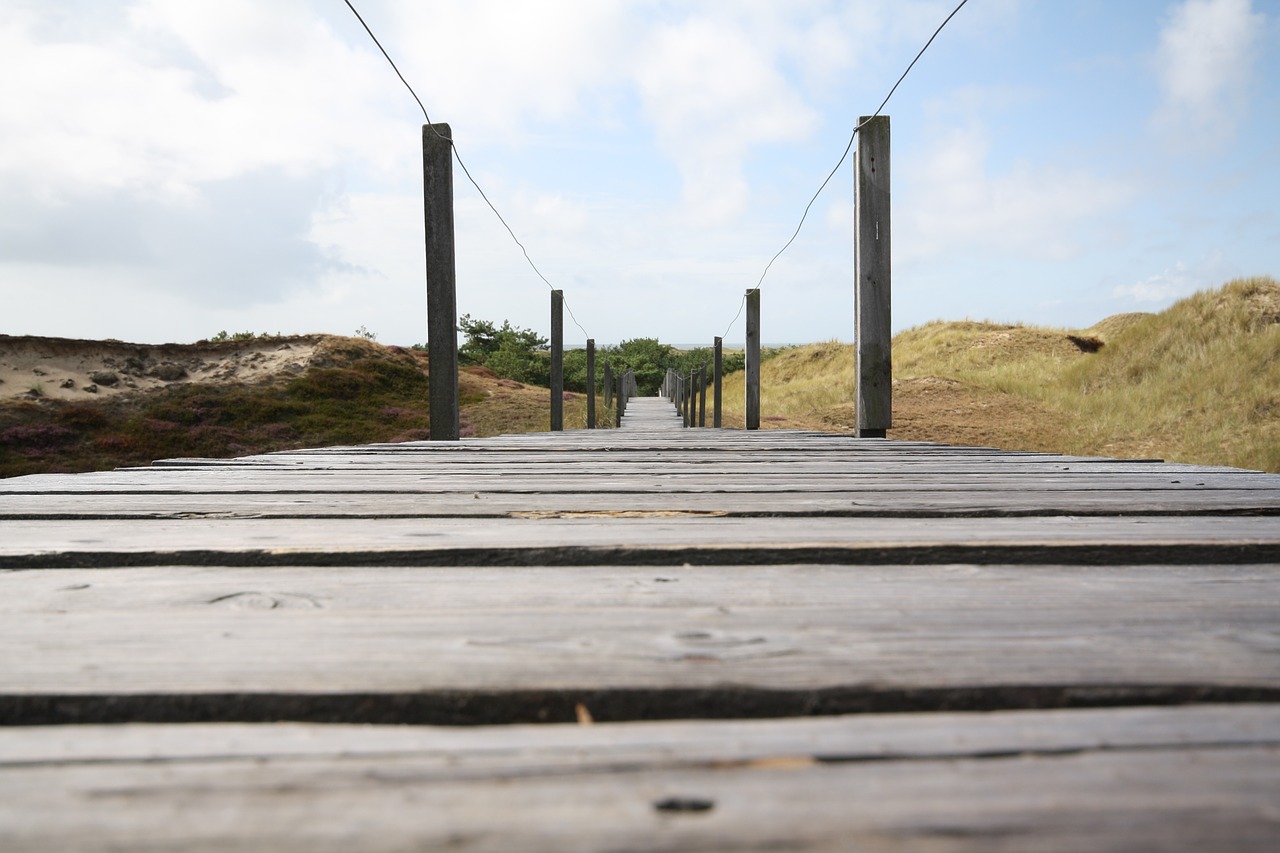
[719,343,855,430]
[1050,277,1280,470]
[0,337,587,478]
[717,277,1279,472]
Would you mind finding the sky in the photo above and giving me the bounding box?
[1,0,1277,348]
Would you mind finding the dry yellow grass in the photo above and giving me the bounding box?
[715,277,1279,472]
[1053,277,1280,470]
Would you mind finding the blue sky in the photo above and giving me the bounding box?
[1,0,1276,347]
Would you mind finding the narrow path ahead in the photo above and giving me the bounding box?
[619,395,685,431]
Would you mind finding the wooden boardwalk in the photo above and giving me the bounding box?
[2,395,1279,850]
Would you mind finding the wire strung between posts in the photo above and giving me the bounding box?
[720,293,747,342]
[561,294,590,341]
[343,0,590,340]
[721,0,971,338]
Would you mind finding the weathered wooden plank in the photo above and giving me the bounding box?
[1,564,1276,717]
[2,515,1277,568]
[136,460,1271,475]
[4,703,1277,766]
[3,746,1273,851]
[3,473,1276,499]
[8,563,1277,614]
[15,448,1252,469]
[5,441,1272,487]
[1,707,1277,852]
[5,488,1279,519]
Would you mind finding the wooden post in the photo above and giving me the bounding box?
[699,364,708,428]
[745,288,761,431]
[615,372,625,427]
[586,339,596,430]
[550,290,563,431]
[603,361,613,416]
[424,122,459,441]
[685,373,693,427]
[713,337,723,428]
[681,373,689,428]
[692,368,701,428]
[856,115,891,438]
[688,370,695,428]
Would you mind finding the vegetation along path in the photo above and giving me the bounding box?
[2,396,1279,850]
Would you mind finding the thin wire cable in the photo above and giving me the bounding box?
[720,293,747,341]
[343,0,436,130]
[343,0,585,335]
[561,294,591,340]
[721,0,970,337]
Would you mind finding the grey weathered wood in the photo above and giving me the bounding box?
[621,396,684,433]
[4,488,1279,518]
[5,403,1280,851]
[698,365,707,428]
[855,114,891,437]
[616,372,625,427]
[424,122,460,441]
[713,336,723,428]
[691,368,700,428]
[745,288,761,430]
[586,339,596,429]
[550,289,563,431]
[2,514,1277,569]
[602,360,613,416]
[1,707,1277,852]
[1,563,1277,707]
[4,704,1274,766]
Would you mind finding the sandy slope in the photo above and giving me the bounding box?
[0,335,325,402]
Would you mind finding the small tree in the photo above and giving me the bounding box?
[458,315,549,383]
[612,338,674,396]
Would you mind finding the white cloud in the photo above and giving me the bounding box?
[632,13,818,226]
[0,1,410,201]
[1153,0,1264,135]
[900,123,1131,264]
[390,0,631,139]
[1113,251,1236,305]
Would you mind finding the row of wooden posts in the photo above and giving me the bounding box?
[422,116,892,439]
[664,363,714,428]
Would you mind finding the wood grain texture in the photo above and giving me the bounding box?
[0,564,1275,708]
[856,114,892,433]
[424,121,459,442]
[1,707,1277,852]
[2,514,1277,568]
[7,489,1278,519]
[745,289,761,430]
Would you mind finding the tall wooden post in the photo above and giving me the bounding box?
[698,364,708,428]
[615,373,625,427]
[586,339,596,429]
[550,289,563,431]
[682,373,690,427]
[856,115,891,438]
[745,288,761,430]
[691,368,701,427]
[603,361,613,416]
[690,369,698,428]
[713,336,723,428]
[424,123,459,441]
